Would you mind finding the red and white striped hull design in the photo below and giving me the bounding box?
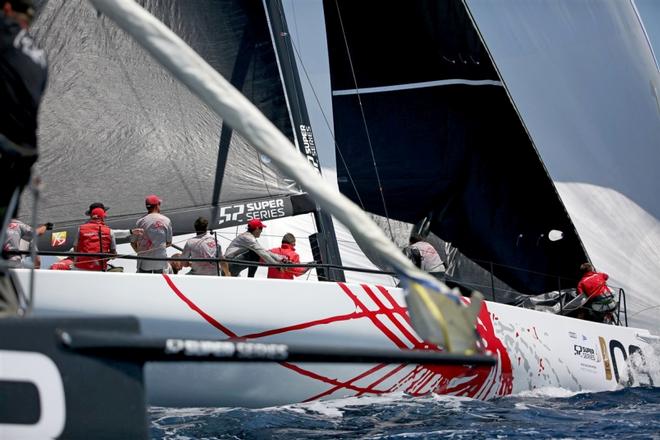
[13,270,658,407]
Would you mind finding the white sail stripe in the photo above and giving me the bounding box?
[332,79,503,96]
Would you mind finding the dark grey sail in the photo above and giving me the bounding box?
[323,0,588,296]
[24,0,316,250]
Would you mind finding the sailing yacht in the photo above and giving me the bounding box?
[4,0,659,409]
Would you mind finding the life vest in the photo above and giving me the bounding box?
[267,244,304,280]
[75,220,112,271]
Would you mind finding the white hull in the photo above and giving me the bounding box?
[13,269,658,407]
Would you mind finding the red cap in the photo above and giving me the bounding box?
[145,194,162,206]
[247,218,266,230]
[90,207,107,218]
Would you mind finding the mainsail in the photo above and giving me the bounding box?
[323,0,588,296]
[25,0,310,237]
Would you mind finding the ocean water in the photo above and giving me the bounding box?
[149,387,660,439]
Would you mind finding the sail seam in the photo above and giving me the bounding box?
[333,79,503,96]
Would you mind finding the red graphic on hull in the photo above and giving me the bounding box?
[161,275,513,401]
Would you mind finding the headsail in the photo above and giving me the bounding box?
[86,0,483,353]
[323,0,588,296]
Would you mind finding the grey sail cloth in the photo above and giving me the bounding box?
[21,0,297,225]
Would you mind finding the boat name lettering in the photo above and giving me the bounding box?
[236,342,288,360]
[299,125,320,171]
[165,339,235,357]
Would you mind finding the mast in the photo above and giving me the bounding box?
[263,0,345,282]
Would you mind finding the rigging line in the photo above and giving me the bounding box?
[285,20,366,211]
[98,15,199,205]
[334,0,395,241]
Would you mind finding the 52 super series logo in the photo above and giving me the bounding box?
[573,344,599,362]
[217,198,289,227]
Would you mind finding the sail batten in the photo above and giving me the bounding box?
[332,79,503,96]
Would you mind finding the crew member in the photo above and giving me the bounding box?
[131,195,172,273]
[577,262,617,322]
[74,207,116,271]
[2,218,45,267]
[181,217,229,276]
[224,218,285,277]
[0,0,48,220]
[267,233,310,280]
[84,202,143,239]
[404,233,446,278]
[169,253,184,274]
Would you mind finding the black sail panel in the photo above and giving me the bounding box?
[325,0,587,294]
[24,0,299,230]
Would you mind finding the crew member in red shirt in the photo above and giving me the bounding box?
[74,207,116,271]
[267,233,310,280]
[577,263,611,299]
[576,262,617,322]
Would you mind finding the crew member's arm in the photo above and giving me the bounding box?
[181,241,192,268]
[165,221,173,248]
[114,228,144,240]
[130,222,140,252]
[286,253,310,277]
[247,240,285,264]
[109,231,118,257]
[218,248,230,277]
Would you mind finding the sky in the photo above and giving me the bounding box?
[635,0,660,70]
